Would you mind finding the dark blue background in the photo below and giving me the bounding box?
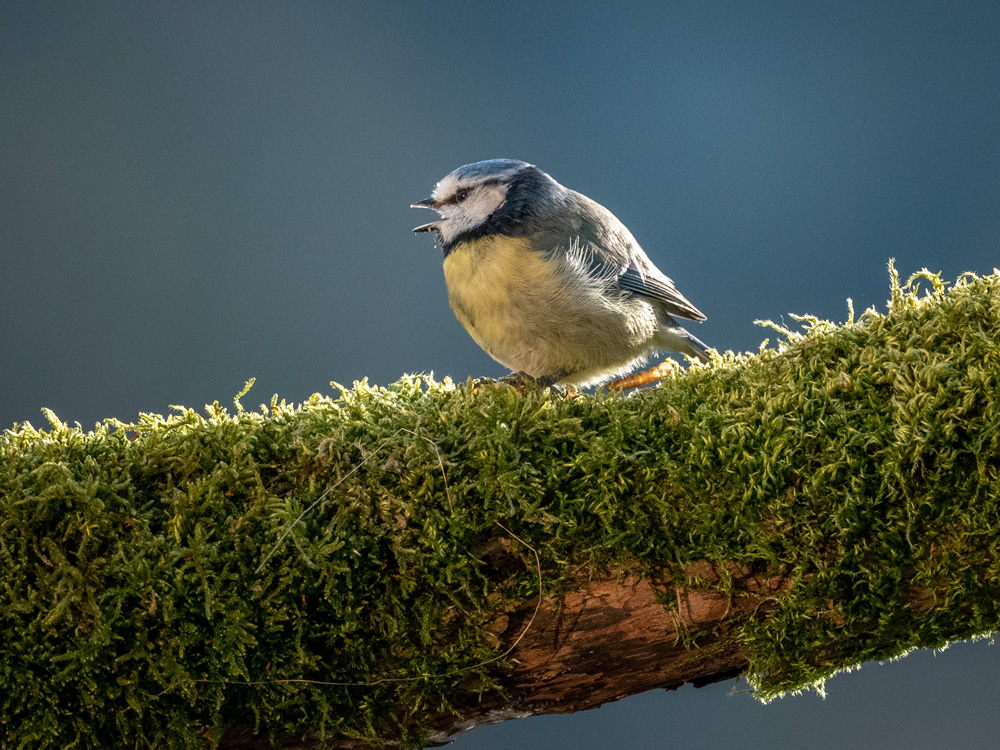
[3,3,999,748]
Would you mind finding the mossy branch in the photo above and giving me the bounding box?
[3,266,1000,748]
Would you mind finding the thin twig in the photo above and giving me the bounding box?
[244,421,543,688]
[255,428,404,574]
[400,427,453,513]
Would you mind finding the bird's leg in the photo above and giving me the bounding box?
[607,360,675,391]
[532,371,578,398]
[531,372,568,389]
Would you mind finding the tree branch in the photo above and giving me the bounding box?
[3,268,1000,748]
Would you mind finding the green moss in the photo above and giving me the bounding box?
[3,266,1000,746]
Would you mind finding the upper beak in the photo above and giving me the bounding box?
[411,197,440,233]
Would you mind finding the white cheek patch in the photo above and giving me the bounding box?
[462,185,507,224]
[437,184,508,245]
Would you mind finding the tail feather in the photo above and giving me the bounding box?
[680,329,711,363]
[656,321,712,363]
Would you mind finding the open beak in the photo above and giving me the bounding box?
[411,197,440,233]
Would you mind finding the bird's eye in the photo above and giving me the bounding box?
[455,189,470,203]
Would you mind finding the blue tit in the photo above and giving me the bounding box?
[411,159,710,388]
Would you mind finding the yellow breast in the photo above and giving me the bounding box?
[442,235,548,368]
[441,233,657,381]
[443,236,536,318]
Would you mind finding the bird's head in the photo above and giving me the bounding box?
[412,159,564,253]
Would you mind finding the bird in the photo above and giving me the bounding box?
[411,159,710,389]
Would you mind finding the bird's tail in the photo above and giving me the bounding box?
[684,331,712,363]
[656,321,712,363]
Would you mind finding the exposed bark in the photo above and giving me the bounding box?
[220,564,793,749]
[429,569,767,744]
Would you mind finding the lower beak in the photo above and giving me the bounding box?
[411,197,439,233]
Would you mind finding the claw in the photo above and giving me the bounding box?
[471,375,527,395]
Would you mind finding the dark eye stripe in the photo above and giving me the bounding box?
[442,189,470,206]
[441,178,506,206]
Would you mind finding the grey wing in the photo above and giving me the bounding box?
[564,191,707,322]
[617,266,706,322]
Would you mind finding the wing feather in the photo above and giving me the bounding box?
[544,191,706,322]
[617,267,706,321]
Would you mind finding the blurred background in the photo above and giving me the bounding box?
[2,2,999,748]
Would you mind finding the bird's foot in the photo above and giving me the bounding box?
[472,373,530,395]
[472,372,578,398]
[607,361,675,391]
[517,372,579,398]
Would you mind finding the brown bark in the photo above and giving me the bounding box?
[425,562,790,745]
[220,563,790,749]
